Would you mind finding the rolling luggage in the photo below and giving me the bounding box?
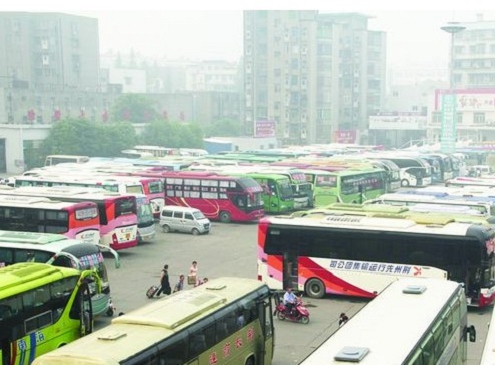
[146,285,160,299]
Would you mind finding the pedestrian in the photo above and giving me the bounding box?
[188,260,198,286]
[173,274,185,293]
[339,312,349,326]
[198,277,208,286]
[155,264,171,297]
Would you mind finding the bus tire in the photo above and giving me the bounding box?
[245,356,255,365]
[191,228,200,236]
[305,278,325,299]
[401,179,410,187]
[162,225,171,233]
[219,211,232,223]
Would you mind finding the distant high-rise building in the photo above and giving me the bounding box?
[243,10,387,145]
[0,12,100,92]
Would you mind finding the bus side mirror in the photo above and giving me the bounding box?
[465,325,476,342]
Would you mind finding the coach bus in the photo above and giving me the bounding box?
[0,186,138,251]
[257,214,495,307]
[44,154,90,166]
[0,262,101,365]
[32,277,275,365]
[0,230,119,317]
[0,195,100,246]
[299,278,476,365]
[135,170,265,222]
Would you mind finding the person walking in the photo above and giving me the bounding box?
[155,264,171,297]
[188,260,199,287]
[173,274,185,293]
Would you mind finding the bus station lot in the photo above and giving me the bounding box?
[98,220,492,365]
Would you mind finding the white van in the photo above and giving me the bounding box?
[159,206,211,235]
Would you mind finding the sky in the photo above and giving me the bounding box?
[5,1,495,72]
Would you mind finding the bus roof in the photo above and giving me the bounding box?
[31,277,268,364]
[0,262,80,297]
[299,278,462,364]
[263,214,488,237]
[0,195,98,209]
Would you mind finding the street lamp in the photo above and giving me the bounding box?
[439,22,465,153]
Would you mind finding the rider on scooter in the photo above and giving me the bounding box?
[283,287,297,316]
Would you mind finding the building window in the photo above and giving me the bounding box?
[432,112,441,124]
[474,112,485,124]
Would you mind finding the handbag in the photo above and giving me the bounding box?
[187,275,196,285]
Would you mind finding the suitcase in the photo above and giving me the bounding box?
[146,285,160,299]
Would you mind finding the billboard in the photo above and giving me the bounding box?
[254,119,276,138]
[333,130,357,143]
[440,93,456,154]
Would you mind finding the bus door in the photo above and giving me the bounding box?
[266,180,278,212]
[283,251,298,290]
[257,295,274,365]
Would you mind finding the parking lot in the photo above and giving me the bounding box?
[96,220,492,365]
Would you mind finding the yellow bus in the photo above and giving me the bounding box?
[0,262,100,365]
[33,277,275,365]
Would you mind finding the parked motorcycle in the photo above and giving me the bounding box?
[273,293,310,324]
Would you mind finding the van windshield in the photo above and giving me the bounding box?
[193,211,206,220]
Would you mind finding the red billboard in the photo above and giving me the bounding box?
[333,130,357,143]
[254,119,276,138]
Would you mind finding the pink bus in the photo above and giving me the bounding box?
[133,170,265,223]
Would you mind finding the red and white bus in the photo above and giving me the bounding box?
[257,214,495,307]
[134,170,265,222]
[15,173,165,218]
[0,186,138,251]
[0,195,100,245]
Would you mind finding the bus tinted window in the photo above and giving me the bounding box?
[115,197,136,217]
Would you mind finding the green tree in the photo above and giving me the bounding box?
[40,119,137,158]
[206,119,241,137]
[140,120,204,149]
[110,94,158,123]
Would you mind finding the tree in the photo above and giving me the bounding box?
[110,94,158,123]
[40,119,137,159]
[140,120,204,149]
[206,119,241,137]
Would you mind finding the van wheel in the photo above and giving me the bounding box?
[219,211,232,223]
[401,179,410,187]
[162,225,171,233]
[192,228,200,235]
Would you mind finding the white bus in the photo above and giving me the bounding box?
[299,278,476,365]
[258,214,495,307]
[44,154,89,166]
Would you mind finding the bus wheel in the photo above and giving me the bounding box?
[191,228,200,236]
[162,225,171,233]
[305,278,325,299]
[245,356,255,365]
[219,211,232,223]
[106,307,114,317]
[401,179,410,187]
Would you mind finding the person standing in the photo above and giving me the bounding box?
[155,264,171,297]
[188,260,199,286]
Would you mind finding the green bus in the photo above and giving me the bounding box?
[0,262,100,365]
[33,277,275,365]
[232,172,295,213]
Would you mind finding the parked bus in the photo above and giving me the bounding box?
[187,165,295,213]
[0,186,138,251]
[44,154,89,166]
[446,176,495,188]
[0,185,150,246]
[136,170,265,222]
[304,168,388,205]
[481,299,495,365]
[299,278,476,365]
[0,195,100,246]
[0,230,119,317]
[15,172,165,219]
[368,192,495,216]
[0,262,100,365]
[257,214,495,307]
[365,155,432,187]
[32,277,275,365]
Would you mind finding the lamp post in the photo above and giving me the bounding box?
[440,22,465,153]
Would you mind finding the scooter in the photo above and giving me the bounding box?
[274,296,310,324]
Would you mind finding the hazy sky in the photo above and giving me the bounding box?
[6,1,495,71]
